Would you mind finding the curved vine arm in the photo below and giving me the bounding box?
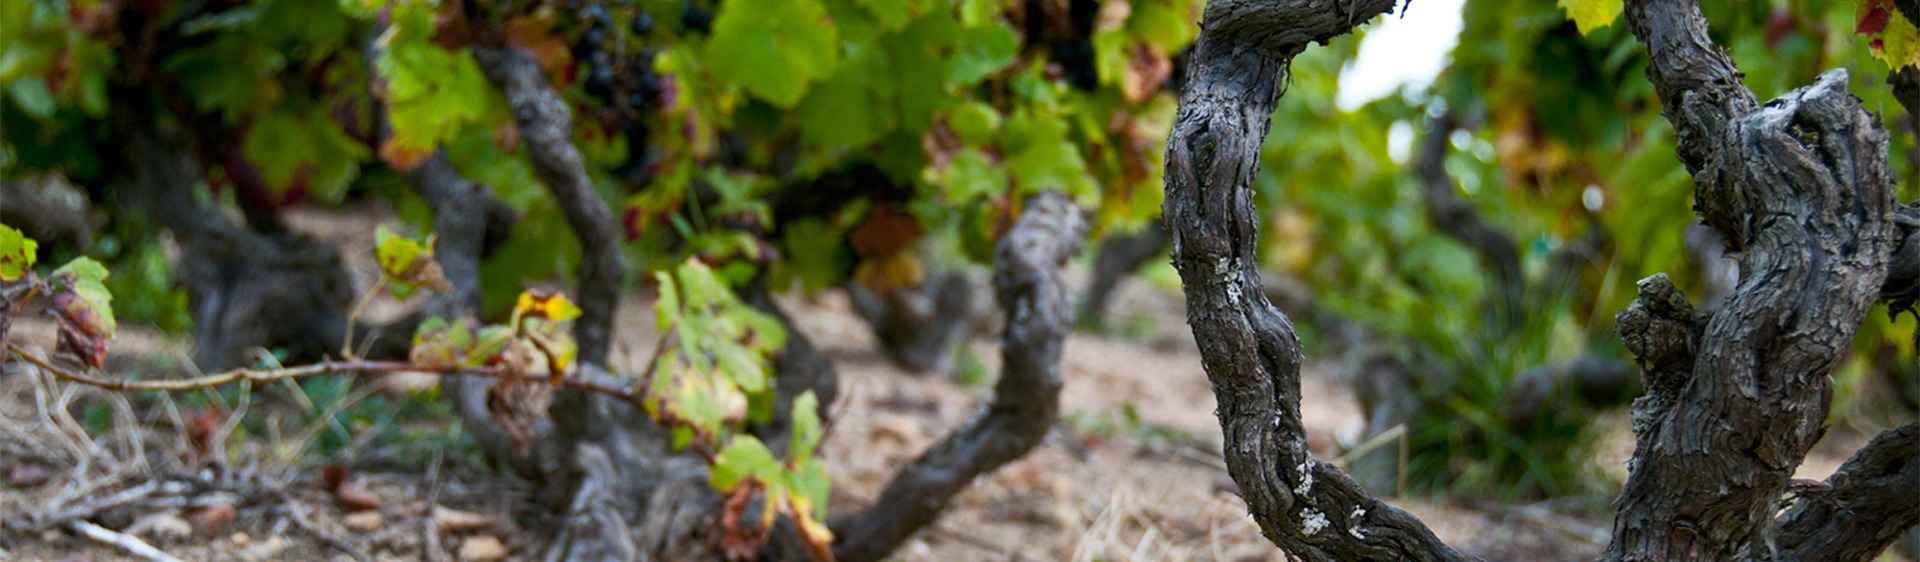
[830,193,1086,562]
[1608,1,1899,560]
[1160,1,1477,560]
[1771,423,1920,562]
[472,45,627,368]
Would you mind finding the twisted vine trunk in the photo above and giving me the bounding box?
[1160,1,1476,559]
[1163,0,1914,560]
[831,193,1086,561]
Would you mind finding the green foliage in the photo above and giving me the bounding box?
[242,105,370,202]
[371,2,504,166]
[647,259,787,442]
[710,391,832,550]
[0,223,36,281]
[49,257,115,336]
[708,0,841,108]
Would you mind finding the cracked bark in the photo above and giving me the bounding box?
[830,193,1086,562]
[1160,0,1476,559]
[1771,423,1920,562]
[1605,0,1902,559]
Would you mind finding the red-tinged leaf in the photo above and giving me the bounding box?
[47,258,114,368]
[849,205,923,258]
[504,15,574,85]
[335,481,384,512]
[322,465,349,491]
[187,409,224,457]
[1860,0,1892,34]
[379,138,434,171]
[719,481,769,560]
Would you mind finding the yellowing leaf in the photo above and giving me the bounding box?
[1558,0,1622,35]
[374,225,451,298]
[853,252,924,291]
[0,224,36,282]
[409,315,474,369]
[513,290,584,326]
[1873,9,1920,69]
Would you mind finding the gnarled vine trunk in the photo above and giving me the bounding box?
[1161,0,1916,560]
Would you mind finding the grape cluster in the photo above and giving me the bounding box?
[570,3,664,181]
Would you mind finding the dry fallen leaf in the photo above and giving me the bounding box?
[459,535,509,562]
[6,462,52,488]
[343,511,384,533]
[433,506,494,533]
[187,504,237,537]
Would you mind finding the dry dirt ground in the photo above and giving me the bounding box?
[0,207,1905,562]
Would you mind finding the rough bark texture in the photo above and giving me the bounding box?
[1771,424,1920,562]
[1608,0,1900,559]
[831,193,1086,562]
[472,45,626,367]
[1160,1,1476,559]
[1077,219,1170,328]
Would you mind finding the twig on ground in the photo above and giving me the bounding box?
[16,479,161,531]
[7,343,635,399]
[277,491,372,562]
[421,450,448,562]
[68,520,187,562]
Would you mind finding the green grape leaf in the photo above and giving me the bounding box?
[48,257,115,368]
[8,78,56,118]
[958,0,1002,26]
[853,0,917,30]
[788,391,823,465]
[654,270,682,329]
[775,219,850,294]
[716,344,767,393]
[0,224,37,282]
[945,101,1001,145]
[468,325,517,366]
[409,316,474,369]
[241,106,370,203]
[797,39,897,149]
[707,0,841,108]
[929,148,1007,202]
[711,436,781,492]
[787,456,831,521]
[1558,0,1622,35]
[374,12,499,167]
[945,21,1018,87]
